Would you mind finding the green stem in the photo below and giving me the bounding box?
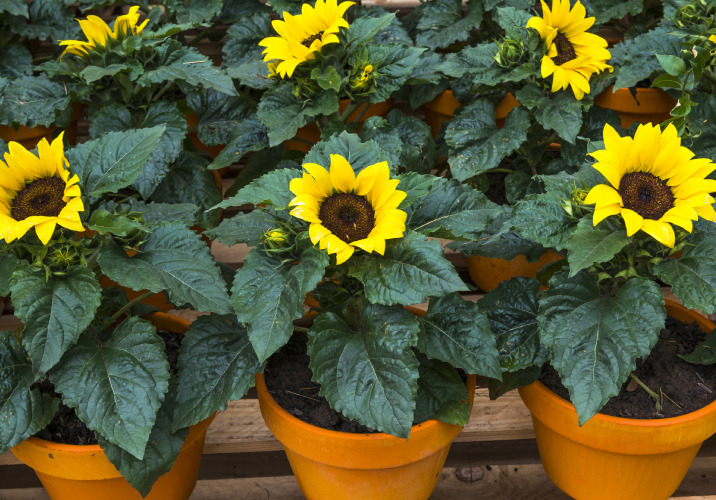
[629,372,661,411]
[108,291,155,324]
[339,102,362,123]
[85,247,101,270]
[485,167,514,174]
[151,81,176,103]
[293,326,311,333]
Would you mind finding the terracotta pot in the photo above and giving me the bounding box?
[594,86,677,128]
[285,99,393,153]
[518,301,716,500]
[11,312,216,500]
[466,250,562,293]
[422,90,519,137]
[256,371,477,500]
[0,104,82,149]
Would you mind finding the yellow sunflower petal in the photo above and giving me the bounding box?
[592,203,621,225]
[329,154,355,193]
[584,183,622,207]
[641,219,675,248]
[621,209,644,236]
[33,220,57,245]
[695,203,716,222]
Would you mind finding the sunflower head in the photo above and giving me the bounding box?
[0,133,85,245]
[59,6,149,59]
[526,0,612,100]
[288,154,407,264]
[258,0,355,79]
[584,123,716,248]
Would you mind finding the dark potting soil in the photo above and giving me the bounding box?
[34,330,183,445]
[540,315,716,419]
[264,331,377,433]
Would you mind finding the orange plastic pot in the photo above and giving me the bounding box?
[0,104,82,149]
[285,99,393,153]
[422,90,519,137]
[466,250,562,292]
[11,312,216,500]
[256,372,477,500]
[518,301,716,500]
[594,86,677,128]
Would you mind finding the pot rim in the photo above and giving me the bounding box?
[524,299,716,428]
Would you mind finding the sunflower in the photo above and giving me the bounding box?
[584,123,716,248]
[526,0,612,100]
[0,133,85,245]
[258,0,355,78]
[59,6,149,58]
[288,154,407,264]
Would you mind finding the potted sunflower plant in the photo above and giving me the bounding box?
[436,0,616,292]
[479,120,716,499]
[0,127,233,499]
[170,131,503,500]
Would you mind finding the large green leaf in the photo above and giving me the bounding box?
[99,380,188,497]
[67,126,165,198]
[416,293,501,378]
[186,89,255,146]
[479,277,545,371]
[138,40,237,96]
[10,265,101,375]
[386,110,437,174]
[0,75,69,128]
[408,178,502,240]
[363,44,425,103]
[655,233,716,314]
[535,92,583,144]
[358,116,403,169]
[257,84,338,146]
[205,209,277,247]
[679,334,716,365]
[610,28,681,90]
[0,332,59,454]
[97,223,231,314]
[539,273,665,423]
[0,0,27,16]
[581,0,643,24]
[164,0,222,23]
[412,0,482,50]
[216,168,301,210]
[80,64,129,84]
[565,217,630,276]
[560,106,622,167]
[0,254,19,296]
[348,232,467,306]
[414,352,472,426]
[207,115,269,170]
[173,314,260,429]
[88,210,146,237]
[303,131,391,174]
[512,195,577,251]
[307,304,420,437]
[446,100,530,182]
[232,241,329,363]
[343,12,394,50]
[13,0,77,41]
[0,44,32,79]
[222,12,272,67]
[50,317,170,459]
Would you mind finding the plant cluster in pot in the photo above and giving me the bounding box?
[190,123,504,498]
[0,127,233,496]
[429,0,619,292]
[478,119,716,500]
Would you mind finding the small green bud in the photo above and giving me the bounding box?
[495,38,526,67]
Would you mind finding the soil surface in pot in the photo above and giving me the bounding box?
[265,332,376,433]
[541,315,716,419]
[34,330,183,445]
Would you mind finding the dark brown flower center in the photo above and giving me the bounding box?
[551,32,577,66]
[302,32,324,48]
[10,177,66,221]
[619,172,674,220]
[319,193,375,243]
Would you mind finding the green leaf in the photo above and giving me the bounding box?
[304,131,391,173]
[185,88,255,146]
[581,0,643,24]
[100,379,188,497]
[80,64,129,84]
[257,85,339,146]
[446,100,529,182]
[205,209,277,247]
[0,44,32,79]
[655,234,716,314]
[88,210,146,237]
[535,93,583,144]
[174,314,260,429]
[416,293,501,378]
[11,265,101,375]
[312,66,342,92]
[488,366,541,400]
[232,241,329,363]
[413,0,482,50]
[307,304,420,437]
[0,0,28,16]
[656,54,687,76]
[67,126,166,198]
[512,196,577,251]
[364,44,425,103]
[414,352,471,426]
[13,0,77,41]
[127,201,196,227]
[0,332,59,455]
[222,12,272,67]
[348,232,467,306]
[386,110,437,174]
[408,178,502,240]
[344,12,395,50]
[561,106,622,168]
[164,0,222,23]
[359,116,403,169]
[50,317,170,459]
[97,223,231,314]
[0,254,19,296]
[565,217,630,276]
[138,40,237,96]
[679,334,716,365]
[207,114,269,170]
[610,28,681,90]
[0,75,69,128]
[539,273,665,424]
[216,168,301,209]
